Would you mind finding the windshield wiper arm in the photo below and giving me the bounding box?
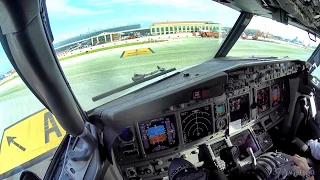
[92,66,176,102]
[132,66,166,82]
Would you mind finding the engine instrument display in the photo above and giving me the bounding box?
[139,115,178,154]
[230,130,259,160]
[272,84,281,107]
[180,105,213,143]
[257,87,270,113]
[229,94,250,122]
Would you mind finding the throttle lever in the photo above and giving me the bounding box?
[246,147,257,169]
[272,153,295,179]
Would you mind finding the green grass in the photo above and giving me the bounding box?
[0,76,19,86]
[58,40,167,61]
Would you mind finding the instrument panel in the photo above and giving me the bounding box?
[109,60,307,179]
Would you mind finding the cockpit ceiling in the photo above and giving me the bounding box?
[213,0,320,37]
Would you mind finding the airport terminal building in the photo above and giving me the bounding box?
[54,21,220,53]
[150,21,220,35]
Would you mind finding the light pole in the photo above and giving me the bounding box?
[88,28,91,46]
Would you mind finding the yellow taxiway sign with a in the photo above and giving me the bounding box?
[0,109,66,175]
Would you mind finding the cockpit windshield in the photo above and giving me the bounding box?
[229,16,319,60]
[0,1,320,178]
[46,1,319,111]
[47,0,240,110]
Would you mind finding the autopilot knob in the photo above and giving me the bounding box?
[145,168,152,174]
[156,159,163,165]
[158,168,165,173]
[138,169,145,175]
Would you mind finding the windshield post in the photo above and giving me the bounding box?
[307,43,320,73]
[215,12,253,58]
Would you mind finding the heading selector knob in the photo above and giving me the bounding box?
[156,159,163,165]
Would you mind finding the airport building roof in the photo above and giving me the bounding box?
[53,24,141,48]
[152,21,219,25]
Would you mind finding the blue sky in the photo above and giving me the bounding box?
[0,0,240,75]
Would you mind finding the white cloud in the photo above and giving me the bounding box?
[46,0,111,17]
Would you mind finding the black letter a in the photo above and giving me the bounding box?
[44,112,62,144]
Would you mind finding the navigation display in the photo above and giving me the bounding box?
[271,84,281,107]
[180,105,213,143]
[139,115,178,154]
[229,94,250,122]
[230,130,259,160]
[257,87,270,113]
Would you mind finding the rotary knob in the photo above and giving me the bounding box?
[191,149,199,154]
[156,159,163,165]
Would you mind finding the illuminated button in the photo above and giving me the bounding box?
[139,169,145,175]
[156,159,163,165]
[158,168,165,173]
[145,168,152,174]
[181,154,188,159]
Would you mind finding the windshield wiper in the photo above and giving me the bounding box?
[132,66,166,82]
[92,66,177,102]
